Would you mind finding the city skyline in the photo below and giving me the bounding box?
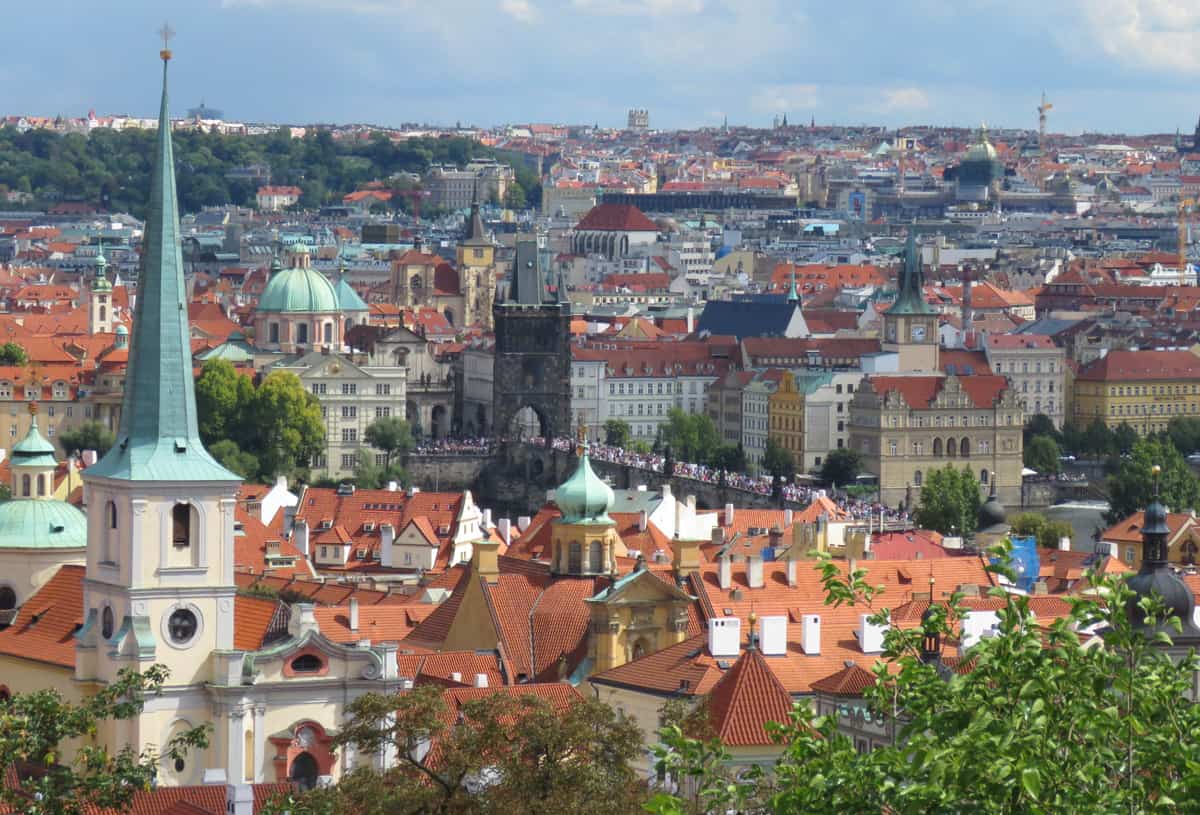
[5,0,1200,134]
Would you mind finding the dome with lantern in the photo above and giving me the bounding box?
[553,442,615,525]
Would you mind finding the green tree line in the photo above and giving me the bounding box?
[0,127,539,217]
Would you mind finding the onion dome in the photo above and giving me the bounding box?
[554,444,614,525]
[1126,469,1200,644]
[977,482,1007,530]
[12,416,58,470]
[257,265,339,313]
[92,244,112,293]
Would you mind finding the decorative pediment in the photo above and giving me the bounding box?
[586,567,694,607]
[242,628,391,683]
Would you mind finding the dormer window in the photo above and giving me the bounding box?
[291,654,323,673]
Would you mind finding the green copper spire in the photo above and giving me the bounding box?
[87,50,238,483]
[92,240,112,293]
[885,230,936,316]
[786,265,799,303]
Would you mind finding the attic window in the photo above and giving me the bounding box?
[174,438,187,453]
[290,654,323,674]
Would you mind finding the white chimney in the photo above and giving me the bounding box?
[482,508,493,529]
[708,617,741,657]
[783,508,793,527]
[638,510,648,532]
[387,480,399,492]
[747,555,764,589]
[686,306,694,334]
[801,614,821,655]
[226,783,254,815]
[474,672,488,688]
[759,615,787,656]
[451,671,462,683]
[857,613,888,654]
[724,503,735,526]
[498,518,512,546]
[718,555,732,590]
[379,523,396,567]
[961,610,1000,649]
[1058,536,1071,551]
[517,516,531,533]
[349,598,359,632]
[82,449,97,467]
[687,495,696,511]
[786,557,798,587]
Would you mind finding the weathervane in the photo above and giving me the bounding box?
[159,21,175,61]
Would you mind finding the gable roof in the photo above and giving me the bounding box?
[696,301,800,340]
[575,203,659,232]
[706,646,795,746]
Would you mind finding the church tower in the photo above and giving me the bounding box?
[882,231,939,372]
[89,242,113,335]
[457,202,496,329]
[76,43,243,787]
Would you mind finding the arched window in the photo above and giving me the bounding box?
[946,438,957,458]
[589,539,603,573]
[99,305,106,322]
[269,322,279,344]
[108,501,117,529]
[568,541,582,573]
[914,470,923,486]
[980,469,989,484]
[172,504,191,548]
[296,323,309,345]
[933,438,943,457]
[101,606,114,639]
[291,654,323,673]
[36,474,45,497]
[21,474,30,497]
[632,637,649,660]
[961,437,971,457]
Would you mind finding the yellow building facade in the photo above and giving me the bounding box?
[768,371,805,466]
[1072,349,1200,436]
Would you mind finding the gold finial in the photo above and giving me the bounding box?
[27,401,38,417]
[159,21,175,61]
[576,413,588,454]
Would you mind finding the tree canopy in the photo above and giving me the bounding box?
[1023,433,1061,474]
[648,550,1200,815]
[1107,435,1200,523]
[55,420,116,458]
[363,416,414,468]
[0,342,27,366]
[0,666,208,815]
[264,685,645,815]
[656,408,722,466]
[913,465,981,536]
[819,448,862,485]
[1009,511,1075,550]
[763,438,796,481]
[604,418,633,448]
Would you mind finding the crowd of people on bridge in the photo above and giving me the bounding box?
[412,437,495,455]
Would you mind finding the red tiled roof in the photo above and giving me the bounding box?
[1076,350,1200,382]
[866,374,1008,409]
[234,595,282,651]
[810,661,878,696]
[574,203,659,232]
[707,647,795,746]
[0,564,84,668]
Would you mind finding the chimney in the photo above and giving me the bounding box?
[482,508,493,529]
[786,556,798,587]
[387,480,399,492]
[497,518,512,546]
[747,554,764,589]
[801,614,821,655]
[686,306,694,334]
[724,503,735,526]
[783,508,793,527]
[857,613,887,654]
[293,519,310,559]
[673,535,700,573]
[379,523,395,568]
[451,672,462,683]
[710,525,725,546]
[638,510,648,532]
[473,539,501,582]
[1058,536,1071,552]
[82,449,97,467]
[759,615,787,656]
[226,783,254,815]
[517,516,531,533]
[349,598,360,632]
[687,495,696,512]
[707,617,741,657]
[718,555,732,590]
[474,672,489,688]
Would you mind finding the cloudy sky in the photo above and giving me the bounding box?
[6,0,1200,133]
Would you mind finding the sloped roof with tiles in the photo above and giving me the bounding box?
[0,564,85,667]
[707,645,796,746]
[1077,350,1200,382]
[865,374,1008,409]
[575,202,659,232]
[810,661,878,696]
[1100,510,1197,544]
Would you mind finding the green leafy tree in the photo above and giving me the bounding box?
[352,448,408,490]
[1010,511,1074,549]
[1022,412,1060,446]
[250,371,326,479]
[504,179,527,210]
[1113,422,1139,456]
[56,421,116,458]
[264,685,645,815]
[363,416,414,468]
[194,359,255,448]
[1082,417,1116,457]
[763,438,796,481]
[1168,416,1200,455]
[820,448,863,486]
[913,465,981,536]
[0,341,27,366]
[0,667,209,815]
[603,418,633,448]
[712,443,747,473]
[208,439,260,480]
[1023,433,1061,474]
[657,408,721,465]
[1107,436,1200,523]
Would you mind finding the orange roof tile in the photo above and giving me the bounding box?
[707,646,795,746]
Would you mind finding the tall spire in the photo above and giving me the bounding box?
[885,228,936,316]
[786,265,799,303]
[87,41,237,483]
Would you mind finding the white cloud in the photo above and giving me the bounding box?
[750,83,818,114]
[571,0,704,14]
[875,87,932,114]
[1052,0,1200,75]
[501,0,539,22]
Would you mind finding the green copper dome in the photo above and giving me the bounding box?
[12,418,58,469]
[554,447,615,525]
[0,499,87,549]
[257,266,340,314]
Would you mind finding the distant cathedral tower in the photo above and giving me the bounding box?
[89,243,113,335]
[457,202,497,330]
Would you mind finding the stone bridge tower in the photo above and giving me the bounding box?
[492,236,572,443]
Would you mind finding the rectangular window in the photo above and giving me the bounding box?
[342,383,357,395]
[342,428,358,442]
[66,406,73,417]
[375,406,391,418]
[376,383,391,396]
[342,406,357,419]
[341,454,358,468]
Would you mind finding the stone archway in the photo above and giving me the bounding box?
[290,751,319,790]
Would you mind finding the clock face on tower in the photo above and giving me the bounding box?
[911,324,927,342]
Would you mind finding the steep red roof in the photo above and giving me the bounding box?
[0,564,84,668]
[706,646,795,746]
[866,374,1008,409]
[574,203,659,232]
[1076,350,1200,382]
[810,661,878,696]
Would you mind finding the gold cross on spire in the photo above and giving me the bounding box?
[159,21,175,61]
